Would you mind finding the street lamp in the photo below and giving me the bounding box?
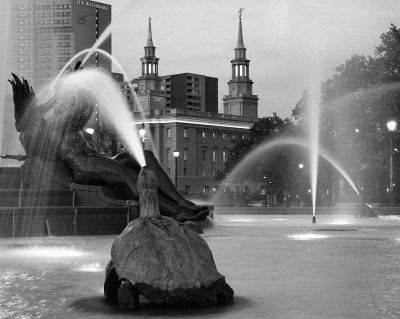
[173,150,180,188]
[298,163,304,169]
[387,120,397,205]
[139,123,146,149]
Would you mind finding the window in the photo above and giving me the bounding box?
[184,168,187,175]
[183,128,187,138]
[202,149,207,161]
[183,149,188,161]
[185,185,191,193]
[167,148,170,161]
[203,186,209,194]
[212,131,216,139]
[202,130,206,139]
[222,132,226,139]
[223,151,227,163]
[202,169,206,176]
[167,128,171,138]
[212,150,216,162]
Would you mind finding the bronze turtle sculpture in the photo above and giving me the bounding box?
[104,167,233,309]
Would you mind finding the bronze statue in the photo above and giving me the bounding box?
[8,71,208,222]
[105,166,233,309]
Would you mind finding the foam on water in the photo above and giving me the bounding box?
[287,233,330,241]
[379,215,400,221]
[5,246,89,258]
[75,262,103,273]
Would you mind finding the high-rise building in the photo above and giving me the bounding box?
[10,0,111,89]
[160,73,218,113]
[223,12,258,118]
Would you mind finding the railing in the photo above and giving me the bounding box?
[133,108,258,123]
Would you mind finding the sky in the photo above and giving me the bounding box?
[105,0,400,118]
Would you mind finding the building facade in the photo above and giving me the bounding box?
[136,109,254,194]
[160,73,218,113]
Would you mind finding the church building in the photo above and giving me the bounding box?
[118,13,259,195]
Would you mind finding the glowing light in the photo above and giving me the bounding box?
[387,120,397,132]
[287,233,330,241]
[273,218,289,221]
[85,128,94,135]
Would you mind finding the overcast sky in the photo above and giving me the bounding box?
[104,0,400,118]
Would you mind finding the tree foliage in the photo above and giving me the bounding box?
[292,24,400,201]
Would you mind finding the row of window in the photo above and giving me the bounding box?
[15,35,32,40]
[16,20,33,25]
[15,57,32,62]
[58,42,71,47]
[165,127,246,140]
[58,49,72,55]
[33,4,71,10]
[36,65,52,70]
[187,76,200,82]
[201,149,228,163]
[15,43,32,48]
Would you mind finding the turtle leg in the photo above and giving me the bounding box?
[216,283,234,305]
[117,280,140,310]
[104,260,119,303]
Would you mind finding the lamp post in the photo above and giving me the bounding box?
[387,120,397,205]
[173,150,180,188]
[139,123,146,150]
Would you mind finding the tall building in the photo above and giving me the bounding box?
[222,12,258,118]
[1,0,111,166]
[160,73,218,113]
[10,0,111,89]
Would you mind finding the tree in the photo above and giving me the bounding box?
[223,113,293,174]
[220,113,305,203]
[291,24,400,202]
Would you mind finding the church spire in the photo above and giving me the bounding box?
[146,16,154,47]
[141,17,159,78]
[235,9,246,59]
[223,8,258,119]
[236,9,245,49]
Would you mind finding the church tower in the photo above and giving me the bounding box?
[223,10,258,118]
[136,17,165,112]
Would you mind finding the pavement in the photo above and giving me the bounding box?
[1,208,400,318]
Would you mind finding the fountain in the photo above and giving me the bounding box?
[216,136,362,217]
[5,65,210,238]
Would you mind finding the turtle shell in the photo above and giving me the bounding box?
[111,216,227,304]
